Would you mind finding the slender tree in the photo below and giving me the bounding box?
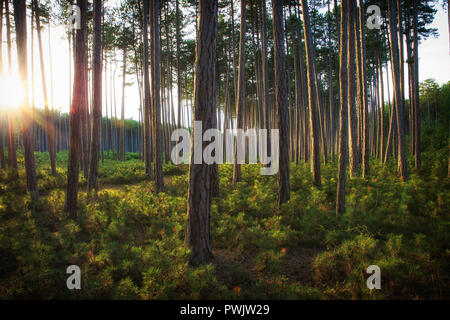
[300,0,321,187]
[412,0,421,169]
[88,0,103,193]
[5,0,16,170]
[33,0,56,176]
[150,0,163,191]
[347,0,359,177]
[13,0,39,201]
[388,0,408,180]
[272,0,290,205]
[66,0,88,218]
[0,0,4,169]
[142,0,151,177]
[359,0,370,177]
[233,0,246,185]
[336,0,349,215]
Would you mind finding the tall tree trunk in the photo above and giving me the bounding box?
[120,49,126,161]
[33,0,56,176]
[388,0,407,180]
[185,0,218,266]
[272,0,290,205]
[5,0,16,170]
[260,0,270,153]
[336,0,349,215]
[300,0,321,187]
[232,0,246,185]
[176,0,182,128]
[66,0,87,219]
[348,1,359,177]
[14,0,39,201]
[143,0,152,177]
[413,0,421,169]
[88,0,102,193]
[150,0,163,191]
[0,0,5,169]
[359,0,370,177]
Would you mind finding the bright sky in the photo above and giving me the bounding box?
[1,4,449,121]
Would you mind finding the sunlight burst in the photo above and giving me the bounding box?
[0,73,26,110]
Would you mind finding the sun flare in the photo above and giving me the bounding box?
[0,73,26,110]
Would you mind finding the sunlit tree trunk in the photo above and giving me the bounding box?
[358,0,370,177]
[347,0,359,177]
[33,0,56,176]
[0,0,5,169]
[5,0,16,170]
[300,0,321,187]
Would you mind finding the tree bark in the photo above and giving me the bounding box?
[88,0,103,193]
[413,0,421,169]
[150,0,163,191]
[348,1,359,177]
[142,0,152,178]
[33,0,56,176]
[358,0,370,177]
[272,0,290,205]
[186,0,218,266]
[388,0,408,180]
[14,0,39,201]
[300,0,321,187]
[336,0,349,215]
[232,0,246,185]
[66,0,87,218]
[5,0,16,170]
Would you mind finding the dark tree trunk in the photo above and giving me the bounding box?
[388,0,407,180]
[150,0,163,191]
[413,0,421,169]
[232,0,246,185]
[0,0,4,169]
[185,0,218,266]
[66,0,87,219]
[5,0,16,170]
[143,0,152,178]
[176,0,182,128]
[120,49,126,161]
[272,0,290,205]
[336,0,349,215]
[14,0,39,201]
[88,0,103,193]
[260,1,270,152]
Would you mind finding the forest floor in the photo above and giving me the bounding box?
[0,144,449,299]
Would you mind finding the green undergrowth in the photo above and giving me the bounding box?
[0,143,448,299]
